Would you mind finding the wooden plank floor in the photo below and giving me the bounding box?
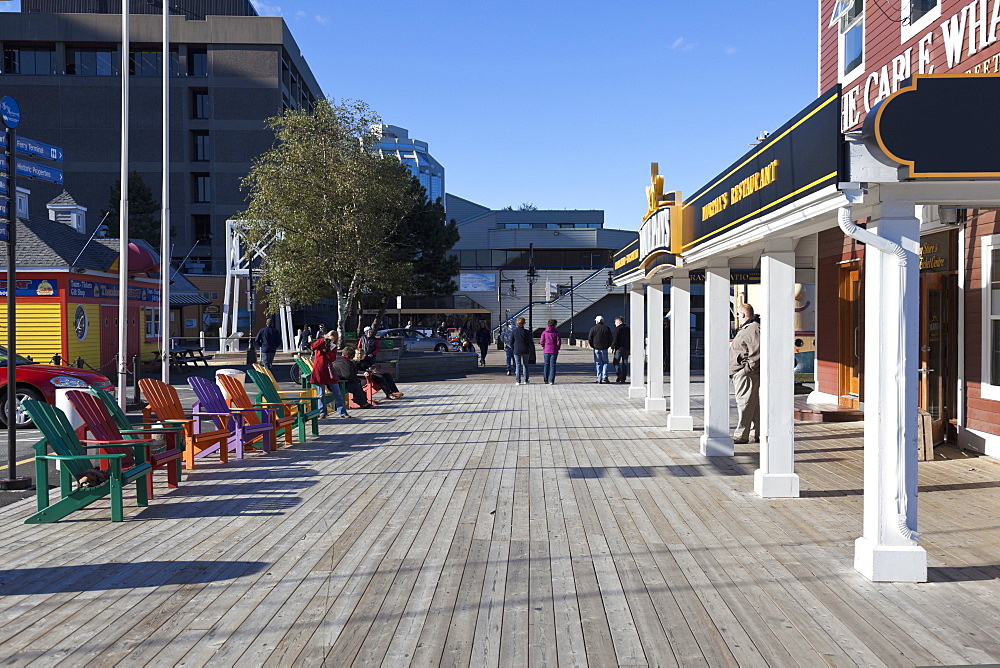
[1,378,1000,666]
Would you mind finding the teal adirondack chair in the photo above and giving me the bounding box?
[247,368,321,442]
[22,400,153,523]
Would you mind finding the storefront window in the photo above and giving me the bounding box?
[840,0,864,80]
[145,307,161,340]
[992,249,1000,384]
[982,240,1000,400]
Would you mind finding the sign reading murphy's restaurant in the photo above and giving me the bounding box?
[681,85,844,252]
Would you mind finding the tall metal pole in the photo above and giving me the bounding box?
[3,124,28,489]
[527,243,536,364]
[569,275,575,345]
[117,1,130,408]
[159,0,170,383]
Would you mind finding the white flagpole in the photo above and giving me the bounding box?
[117,0,130,408]
[160,0,171,383]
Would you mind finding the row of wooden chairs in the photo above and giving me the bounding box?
[21,368,337,523]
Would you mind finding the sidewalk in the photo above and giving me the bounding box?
[0,365,998,665]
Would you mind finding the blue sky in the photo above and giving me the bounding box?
[2,1,819,231]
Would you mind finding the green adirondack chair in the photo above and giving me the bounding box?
[247,368,321,442]
[22,400,153,523]
[292,355,345,412]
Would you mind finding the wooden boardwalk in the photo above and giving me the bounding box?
[1,379,999,666]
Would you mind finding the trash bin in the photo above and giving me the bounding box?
[216,368,246,398]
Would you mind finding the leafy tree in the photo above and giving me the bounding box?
[239,98,426,340]
[364,188,461,330]
[501,202,538,211]
[102,171,161,244]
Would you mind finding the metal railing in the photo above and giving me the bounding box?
[493,264,612,337]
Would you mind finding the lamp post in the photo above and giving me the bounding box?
[497,272,516,350]
[526,243,538,364]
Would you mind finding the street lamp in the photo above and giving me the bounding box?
[526,243,538,364]
[497,273,517,350]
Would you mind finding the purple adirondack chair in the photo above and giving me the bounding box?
[188,376,276,458]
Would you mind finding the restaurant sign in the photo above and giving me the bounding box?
[682,85,844,252]
[0,278,58,297]
[69,279,160,303]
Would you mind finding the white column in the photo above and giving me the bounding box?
[755,239,799,497]
[645,280,666,411]
[668,271,694,431]
[628,284,646,399]
[854,202,927,582]
[700,260,734,456]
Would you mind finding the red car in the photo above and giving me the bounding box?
[0,346,115,428]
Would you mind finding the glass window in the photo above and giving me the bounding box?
[145,307,160,339]
[909,0,937,23]
[66,48,116,75]
[476,250,491,268]
[3,48,56,75]
[191,89,209,119]
[193,214,212,242]
[192,132,210,161]
[841,0,864,76]
[193,174,211,203]
[189,49,208,76]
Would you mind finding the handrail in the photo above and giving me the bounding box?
[494,264,611,334]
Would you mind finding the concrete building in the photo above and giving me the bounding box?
[447,194,638,335]
[0,0,323,275]
[374,125,444,206]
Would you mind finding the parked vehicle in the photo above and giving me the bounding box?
[0,346,115,428]
[376,328,458,353]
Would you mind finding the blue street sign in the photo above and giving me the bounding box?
[0,131,6,149]
[0,199,7,219]
[16,158,63,184]
[17,136,63,162]
[0,176,7,196]
[0,97,20,129]
[0,155,6,173]
[0,222,8,242]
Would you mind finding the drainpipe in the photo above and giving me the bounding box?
[838,204,918,544]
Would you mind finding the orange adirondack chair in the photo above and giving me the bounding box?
[138,378,231,470]
[217,373,295,447]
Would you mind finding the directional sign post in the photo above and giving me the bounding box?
[0,99,29,490]
[15,157,63,185]
[16,136,63,163]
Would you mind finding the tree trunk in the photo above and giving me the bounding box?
[372,295,389,331]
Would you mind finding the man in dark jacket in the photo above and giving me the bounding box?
[611,316,631,383]
[510,317,534,384]
[254,318,282,369]
[588,315,613,383]
[475,324,491,367]
[729,303,761,443]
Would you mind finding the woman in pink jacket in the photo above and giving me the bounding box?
[539,319,562,384]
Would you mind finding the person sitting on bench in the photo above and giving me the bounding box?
[353,348,404,400]
[333,346,374,409]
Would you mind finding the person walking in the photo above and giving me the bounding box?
[310,331,349,418]
[254,317,282,370]
[729,303,761,444]
[501,320,515,376]
[611,316,631,383]
[539,319,561,384]
[475,323,491,367]
[511,317,534,385]
[588,315,613,383]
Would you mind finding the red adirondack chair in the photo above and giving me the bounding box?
[138,378,232,470]
[66,390,184,499]
[217,373,296,447]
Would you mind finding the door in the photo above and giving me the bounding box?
[838,265,862,408]
[919,272,958,444]
[99,306,142,371]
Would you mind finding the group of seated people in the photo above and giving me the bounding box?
[309,326,403,419]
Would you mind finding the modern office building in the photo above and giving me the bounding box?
[446,194,638,335]
[373,124,444,206]
[0,0,323,275]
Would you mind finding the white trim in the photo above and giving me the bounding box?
[980,234,1000,401]
[838,2,866,86]
[959,425,1000,459]
[957,223,966,428]
[900,0,941,44]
